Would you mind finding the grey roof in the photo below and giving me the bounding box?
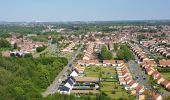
[59,86,70,92]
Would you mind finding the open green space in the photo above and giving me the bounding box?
[85,65,116,78]
[85,66,100,77]
[84,65,130,99]
[100,82,129,99]
[160,73,170,80]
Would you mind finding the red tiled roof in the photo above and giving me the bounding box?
[135,85,143,92]
[142,59,157,66]
[152,92,161,100]
[161,80,170,87]
[78,60,99,64]
[117,60,124,64]
[103,60,116,64]
[159,60,170,66]
[128,80,135,86]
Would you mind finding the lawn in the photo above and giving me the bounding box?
[33,46,49,58]
[85,66,100,77]
[100,82,129,99]
[84,65,132,99]
[160,72,170,80]
[101,66,116,79]
[85,65,116,78]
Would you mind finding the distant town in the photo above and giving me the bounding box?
[0,21,170,100]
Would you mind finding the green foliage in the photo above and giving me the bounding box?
[36,46,47,52]
[161,33,166,37]
[101,46,113,60]
[0,38,11,48]
[0,33,11,38]
[137,34,147,41]
[138,29,157,33]
[30,36,48,42]
[0,25,45,35]
[0,57,67,100]
[24,53,33,58]
[113,43,119,51]
[157,68,170,72]
[116,44,134,61]
[13,43,18,49]
[116,49,125,60]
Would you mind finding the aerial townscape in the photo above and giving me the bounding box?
[0,0,170,100]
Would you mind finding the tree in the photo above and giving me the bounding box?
[113,43,119,51]
[24,53,33,58]
[101,46,113,60]
[0,56,68,100]
[137,34,147,41]
[13,43,17,49]
[0,39,11,48]
[116,44,134,61]
[36,46,47,52]
[116,49,125,60]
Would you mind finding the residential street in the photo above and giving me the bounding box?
[127,60,152,90]
[42,43,83,97]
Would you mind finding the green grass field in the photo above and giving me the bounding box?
[84,65,130,99]
[100,82,129,99]
[85,65,116,78]
[85,66,100,77]
[160,72,170,80]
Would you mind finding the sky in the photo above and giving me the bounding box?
[0,0,170,22]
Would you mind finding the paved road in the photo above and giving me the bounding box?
[127,60,152,90]
[128,43,170,97]
[42,43,84,97]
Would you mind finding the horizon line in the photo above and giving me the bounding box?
[1,19,170,23]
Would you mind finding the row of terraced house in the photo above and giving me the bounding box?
[129,43,170,98]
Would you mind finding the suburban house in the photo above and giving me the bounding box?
[78,60,100,66]
[74,64,85,74]
[62,42,75,52]
[159,60,170,67]
[58,76,76,94]
[103,60,116,66]
[70,69,79,77]
[156,76,165,84]
[135,85,144,94]
[128,80,138,89]
[83,42,95,60]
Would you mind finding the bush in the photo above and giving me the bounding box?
[112,90,116,94]
[24,53,33,58]
[36,46,47,52]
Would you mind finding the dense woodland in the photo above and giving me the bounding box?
[0,56,68,100]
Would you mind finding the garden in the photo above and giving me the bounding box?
[84,65,130,99]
